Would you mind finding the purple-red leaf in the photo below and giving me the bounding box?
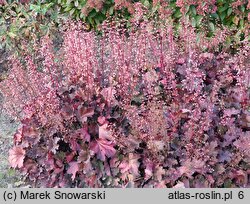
[67,162,79,181]
[99,123,113,140]
[90,138,116,161]
[9,146,26,168]
[74,127,90,142]
[100,87,116,104]
[77,106,94,123]
[119,153,140,176]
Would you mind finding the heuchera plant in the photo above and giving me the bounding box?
[1,15,250,187]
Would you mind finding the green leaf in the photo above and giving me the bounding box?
[80,12,85,19]
[109,6,114,15]
[8,169,16,177]
[41,7,48,15]
[69,8,75,16]
[51,10,59,21]
[233,16,239,25]
[195,15,203,26]
[74,0,79,8]
[10,25,18,33]
[208,22,215,32]
[190,5,196,15]
[94,17,100,25]
[239,19,244,29]
[220,11,226,21]
[101,7,107,15]
[191,17,196,27]
[30,4,40,13]
[196,35,201,44]
[88,10,97,18]
[40,24,49,33]
[88,16,95,26]
[66,0,72,5]
[143,0,150,7]
[225,36,231,47]
[64,6,73,12]
[240,5,245,13]
[79,0,87,7]
[16,6,22,13]
[7,32,17,39]
[169,2,176,8]
[174,9,182,18]
[218,5,228,13]
[227,8,232,16]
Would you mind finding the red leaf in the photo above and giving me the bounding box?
[66,152,76,163]
[223,108,240,117]
[77,107,94,123]
[79,127,90,142]
[48,137,60,154]
[100,87,116,104]
[233,132,250,155]
[22,158,37,174]
[98,116,106,125]
[99,123,113,140]
[9,146,26,168]
[67,162,79,181]
[61,105,74,120]
[90,139,116,161]
[69,138,81,152]
[119,153,140,175]
[173,182,185,188]
[155,165,165,182]
[77,150,90,163]
[22,125,40,144]
[144,159,153,180]
[23,125,39,138]
[14,128,23,143]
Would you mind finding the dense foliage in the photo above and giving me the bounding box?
[1,17,249,187]
[0,0,64,51]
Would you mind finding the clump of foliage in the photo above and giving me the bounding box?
[0,1,249,53]
[0,0,64,52]
[53,0,250,31]
[1,16,249,187]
